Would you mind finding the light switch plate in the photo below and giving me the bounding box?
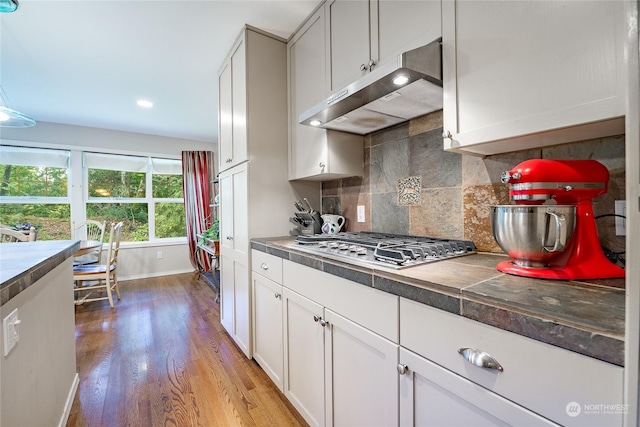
[615,200,626,236]
[3,308,20,356]
[357,205,365,222]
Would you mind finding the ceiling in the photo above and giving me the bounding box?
[0,0,321,143]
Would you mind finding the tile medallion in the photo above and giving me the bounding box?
[397,176,421,206]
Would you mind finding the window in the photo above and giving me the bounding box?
[0,145,185,243]
[0,146,71,239]
[84,153,184,242]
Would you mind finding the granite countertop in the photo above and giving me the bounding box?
[0,240,81,307]
[251,236,625,367]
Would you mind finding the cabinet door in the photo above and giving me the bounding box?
[219,163,251,358]
[219,254,234,335]
[218,60,233,170]
[219,163,248,260]
[324,309,398,427]
[283,288,325,427]
[252,272,284,391]
[326,0,372,92]
[399,348,557,426]
[288,8,330,180]
[377,0,441,64]
[218,35,248,171]
[230,37,247,167]
[442,0,625,155]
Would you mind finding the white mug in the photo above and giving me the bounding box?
[321,214,345,234]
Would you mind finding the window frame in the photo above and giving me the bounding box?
[0,144,186,244]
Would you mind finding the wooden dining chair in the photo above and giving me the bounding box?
[73,221,123,308]
[72,220,106,265]
[0,227,36,242]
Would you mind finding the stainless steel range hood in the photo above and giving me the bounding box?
[299,38,442,135]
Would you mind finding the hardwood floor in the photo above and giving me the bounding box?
[67,273,307,427]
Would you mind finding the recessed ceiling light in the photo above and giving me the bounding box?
[137,99,153,108]
[309,120,322,126]
[392,75,410,86]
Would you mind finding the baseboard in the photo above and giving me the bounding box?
[58,373,79,427]
[118,268,194,282]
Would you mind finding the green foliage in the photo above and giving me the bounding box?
[155,202,186,238]
[200,219,219,244]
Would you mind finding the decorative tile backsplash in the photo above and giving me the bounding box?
[321,110,626,254]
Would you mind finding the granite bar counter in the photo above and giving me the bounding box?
[252,236,625,366]
[0,240,80,306]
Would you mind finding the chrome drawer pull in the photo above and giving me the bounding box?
[458,348,504,372]
[397,364,409,375]
[261,263,269,270]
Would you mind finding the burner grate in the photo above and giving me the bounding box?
[294,232,476,269]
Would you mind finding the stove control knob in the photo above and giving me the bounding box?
[356,247,367,255]
[338,243,349,250]
[328,242,339,249]
[348,245,357,252]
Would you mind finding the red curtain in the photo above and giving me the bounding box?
[182,151,215,272]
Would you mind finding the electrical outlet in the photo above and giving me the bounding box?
[3,308,20,356]
[357,205,365,223]
[157,251,163,259]
[615,200,626,236]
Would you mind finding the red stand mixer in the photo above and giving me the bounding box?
[491,159,625,280]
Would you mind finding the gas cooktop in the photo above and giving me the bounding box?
[294,232,477,269]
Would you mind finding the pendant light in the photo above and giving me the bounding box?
[0,0,34,127]
[0,87,36,128]
[0,0,18,13]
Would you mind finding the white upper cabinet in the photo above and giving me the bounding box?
[326,0,372,92]
[327,0,442,93]
[218,36,248,171]
[442,0,626,155]
[288,7,363,181]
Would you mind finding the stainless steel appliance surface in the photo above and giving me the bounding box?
[294,232,476,269]
[298,39,442,135]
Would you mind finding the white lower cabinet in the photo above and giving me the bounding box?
[283,288,326,427]
[251,258,622,427]
[281,258,400,427]
[400,298,624,427]
[252,271,284,391]
[399,347,556,426]
[325,309,398,427]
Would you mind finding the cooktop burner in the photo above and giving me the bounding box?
[294,232,477,269]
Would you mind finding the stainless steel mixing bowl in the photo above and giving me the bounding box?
[490,205,576,268]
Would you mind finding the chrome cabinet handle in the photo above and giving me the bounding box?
[319,162,325,169]
[260,263,269,270]
[457,348,504,372]
[397,364,409,375]
[225,158,232,163]
[313,315,320,322]
[368,59,376,71]
[274,293,281,299]
[442,130,452,139]
[225,236,233,240]
[319,319,328,327]
[360,63,368,72]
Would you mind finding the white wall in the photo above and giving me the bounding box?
[1,121,217,280]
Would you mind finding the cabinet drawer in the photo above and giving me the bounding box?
[400,298,623,427]
[251,250,283,284]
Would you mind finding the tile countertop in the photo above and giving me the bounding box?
[251,236,626,367]
[0,240,80,307]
